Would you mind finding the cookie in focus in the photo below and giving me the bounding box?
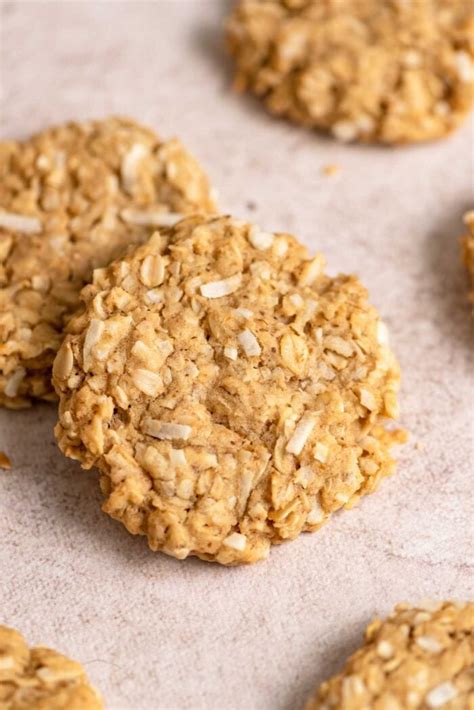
[53,215,405,565]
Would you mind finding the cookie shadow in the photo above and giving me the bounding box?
[190,0,235,83]
[0,404,237,577]
[425,204,473,348]
[277,622,364,710]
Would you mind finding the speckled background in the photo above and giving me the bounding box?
[0,2,473,709]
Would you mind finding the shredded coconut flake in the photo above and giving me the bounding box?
[426,681,458,708]
[238,329,261,356]
[132,369,163,396]
[455,51,474,82]
[377,321,390,346]
[143,419,192,441]
[121,143,148,192]
[82,319,104,371]
[376,641,393,659]
[416,636,442,653]
[360,388,377,411]
[170,448,187,466]
[286,415,315,456]
[4,367,26,398]
[289,293,304,308]
[200,273,242,299]
[0,211,42,234]
[121,208,184,227]
[145,288,163,304]
[332,120,358,142]
[248,226,275,250]
[223,532,247,551]
[232,307,253,319]
[306,500,324,525]
[314,442,329,463]
[224,346,238,361]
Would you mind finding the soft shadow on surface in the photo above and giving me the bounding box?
[426,203,473,348]
[191,0,235,82]
[1,404,233,575]
[278,623,364,710]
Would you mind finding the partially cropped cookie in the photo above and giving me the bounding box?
[306,600,474,710]
[54,215,404,564]
[0,117,216,407]
[0,625,102,709]
[226,0,474,144]
[461,211,474,304]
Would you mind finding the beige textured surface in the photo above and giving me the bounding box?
[0,1,472,708]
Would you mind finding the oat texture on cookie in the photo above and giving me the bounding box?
[0,625,103,709]
[226,0,474,144]
[461,211,474,304]
[0,117,216,408]
[306,600,474,710]
[53,215,405,565]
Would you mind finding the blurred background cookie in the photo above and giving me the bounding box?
[0,117,216,408]
[306,600,473,709]
[226,0,474,144]
[0,624,103,709]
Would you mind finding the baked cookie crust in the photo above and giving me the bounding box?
[226,0,474,144]
[0,117,216,407]
[461,211,474,304]
[53,215,404,565]
[0,625,102,709]
[306,600,474,709]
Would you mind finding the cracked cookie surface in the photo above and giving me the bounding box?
[461,211,474,304]
[0,625,102,709]
[54,215,404,565]
[226,0,474,144]
[306,600,474,710]
[0,117,216,407]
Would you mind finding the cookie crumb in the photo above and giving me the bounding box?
[0,451,11,469]
[322,164,341,177]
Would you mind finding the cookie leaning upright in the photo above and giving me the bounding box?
[54,215,405,565]
[461,210,474,304]
[0,117,216,408]
[306,600,474,709]
[226,0,474,144]
[0,625,103,709]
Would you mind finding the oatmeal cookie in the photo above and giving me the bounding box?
[0,625,102,709]
[306,600,474,709]
[53,215,405,565]
[0,117,216,407]
[226,0,474,144]
[461,211,474,304]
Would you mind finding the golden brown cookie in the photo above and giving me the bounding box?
[0,117,216,407]
[0,625,102,709]
[461,211,474,304]
[226,0,474,144]
[306,600,474,710]
[53,215,404,565]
